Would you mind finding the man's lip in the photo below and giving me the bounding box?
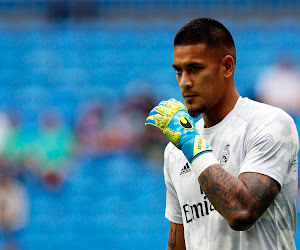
[184,94,197,98]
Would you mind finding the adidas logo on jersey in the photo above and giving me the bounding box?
[180,162,191,175]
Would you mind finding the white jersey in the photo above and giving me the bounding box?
[164,97,299,250]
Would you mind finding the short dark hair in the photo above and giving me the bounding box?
[174,18,236,63]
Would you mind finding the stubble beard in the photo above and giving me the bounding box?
[188,106,207,118]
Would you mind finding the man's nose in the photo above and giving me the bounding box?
[179,71,193,87]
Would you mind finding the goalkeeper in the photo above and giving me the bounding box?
[146,18,299,250]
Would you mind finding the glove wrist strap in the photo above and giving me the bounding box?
[180,135,197,161]
[181,134,213,163]
[191,152,219,178]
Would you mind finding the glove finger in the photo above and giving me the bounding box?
[156,105,174,117]
[145,113,169,129]
[158,98,177,107]
[158,100,167,106]
[145,115,157,126]
[146,106,161,125]
[164,99,187,111]
[168,98,177,102]
[147,106,160,117]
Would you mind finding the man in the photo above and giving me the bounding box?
[0,167,29,250]
[145,18,299,249]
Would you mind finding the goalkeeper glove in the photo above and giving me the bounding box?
[145,98,218,176]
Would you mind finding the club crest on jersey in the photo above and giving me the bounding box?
[220,143,230,166]
[179,116,193,129]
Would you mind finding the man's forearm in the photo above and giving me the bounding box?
[167,222,186,250]
[197,164,280,231]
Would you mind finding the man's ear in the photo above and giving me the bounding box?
[223,55,235,78]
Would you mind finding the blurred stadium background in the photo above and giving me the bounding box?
[0,1,300,249]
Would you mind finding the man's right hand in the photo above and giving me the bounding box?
[145,98,212,163]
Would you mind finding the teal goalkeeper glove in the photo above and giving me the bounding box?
[145,98,213,163]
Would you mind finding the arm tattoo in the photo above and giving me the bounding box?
[168,223,177,248]
[240,172,280,216]
[198,164,280,228]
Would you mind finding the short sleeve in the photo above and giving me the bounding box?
[240,111,299,186]
[164,144,183,224]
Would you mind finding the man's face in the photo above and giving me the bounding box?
[172,43,226,117]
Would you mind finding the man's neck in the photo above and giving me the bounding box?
[203,91,240,128]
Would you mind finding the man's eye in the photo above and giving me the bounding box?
[175,69,182,74]
[191,67,201,71]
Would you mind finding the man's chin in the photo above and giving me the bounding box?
[188,110,202,118]
[187,107,206,118]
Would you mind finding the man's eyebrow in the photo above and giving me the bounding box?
[186,62,203,67]
[172,62,203,69]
